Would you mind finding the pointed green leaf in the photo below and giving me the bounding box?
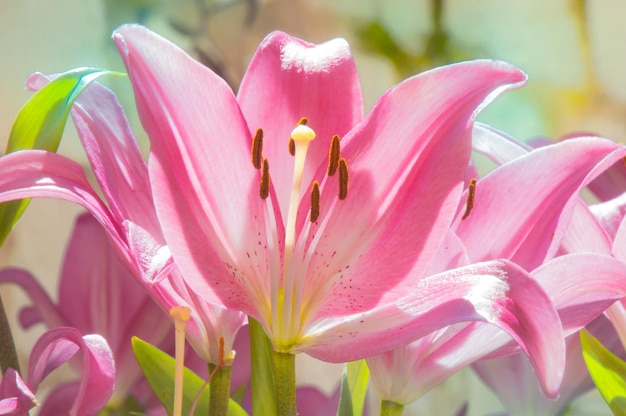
[581,329,626,414]
[248,317,277,415]
[0,67,121,246]
[131,336,247,416]
[336,360,370,416]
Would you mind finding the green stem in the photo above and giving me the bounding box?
[380,400,404,416]
[0,293,20,374]
[273,350,297,416]
[249,317,277,415]
[208,364,231,416]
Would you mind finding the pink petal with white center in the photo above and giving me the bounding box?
[237,31,363,219]
[299,259,564,397]
[27,328,115,416]
[455,137,626,270]
[0,368,37,415]
[114,24,272,316]
[530,253,626,335]
[300,60,526,319]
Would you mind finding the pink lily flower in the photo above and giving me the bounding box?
[1,70,247,367]
[103,24,564,390]
[0,326,115,416]
[0,213,169,409]
[450,124,626,410]
[364,125,626,411]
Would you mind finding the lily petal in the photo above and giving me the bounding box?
[237,31,363,218]
[531,253,626,335]
[303,61,527,318]
[27,327,115,416]
[0,269,64,330]
[0,369,37,415]
[113,24,267,315]
[455,137,626,270]
[0,150,126,259]
[300,259,564,397]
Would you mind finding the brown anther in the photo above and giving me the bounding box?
[260,158,270,199]
[288,138,296,156]
[251,128,264,169]
[327,135,341,176]
[462,178,477,220]
[623,157,626,168]
[310,181,321,222]
[338,158,349,200]
[297,117,308,126]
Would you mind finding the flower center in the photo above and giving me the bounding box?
[250,118,350,349]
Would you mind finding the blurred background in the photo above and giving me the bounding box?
[1,0,625,414]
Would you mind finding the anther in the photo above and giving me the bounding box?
[260,158,270,199]
[338,158,349,200]
[310,181,320,222]
[327,135,340,176]
[462,178,477,220]
[251,128,264,169]
[289,138,295,156]
[298,117,308,126]
[623,157,626,168]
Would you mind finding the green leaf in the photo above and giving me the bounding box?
[248,317,277,415]
[581,329,626,414]
[7,67,122,153]
[131,336,247,416]
[336,360,370,416]
[0,67,121,246]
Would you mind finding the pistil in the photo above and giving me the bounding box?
[280,123,316,341]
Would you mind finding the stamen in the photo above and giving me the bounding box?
[289,138,295,156]
[462,178,477,220]
[260,158,270,199]
[310,181,320,222]
[298,117,308,126]
[327,135,340,176]
[218,337,225,367]
[169,306,191,416]
[251,128,264,169]
[338,158,349,200]
[282,121,317,338]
